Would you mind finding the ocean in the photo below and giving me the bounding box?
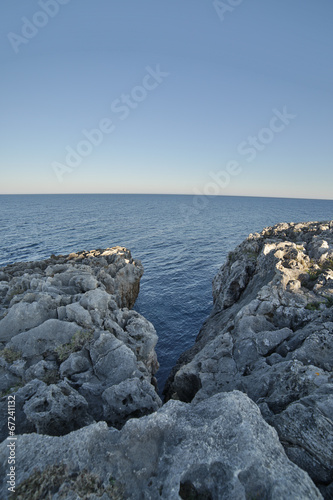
[1,194,332,392]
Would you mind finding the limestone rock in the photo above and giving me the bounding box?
[270,384,333,485]
[0,391,322,499]
[0,247,160,439]
[23,380,94,435]
[6,319,82,363]
[165,220,333,493]
[59,351,92,379]
[102,377,162,428]
[0,300,57,342]
[89,332,139,386]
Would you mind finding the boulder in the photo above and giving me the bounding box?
[89,332,139,386]
[0,300,56,343]
[64,302,94,328]
[25,360,59,383]
[102,377,162,427]
[59,351,92,379]
[6,319,83,363]
[23,380,94,436]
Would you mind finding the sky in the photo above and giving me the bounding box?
[0,0,332,198]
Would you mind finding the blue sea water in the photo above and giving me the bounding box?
[0,194,333,392]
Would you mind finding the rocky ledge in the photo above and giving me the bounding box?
[0,225,332,499]
[0,247,161,439]
[165,220,333,498]
[0,391,321,499]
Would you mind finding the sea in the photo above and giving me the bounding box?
[1,194,332,394]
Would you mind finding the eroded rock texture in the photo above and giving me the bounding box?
[165,221,333,496]
[0,391,322,499]
[0,229,330,499]
[0,248,161,439]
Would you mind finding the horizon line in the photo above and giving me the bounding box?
[0,192,332,202]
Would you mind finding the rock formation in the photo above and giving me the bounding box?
[0,247,161,440]
[1,224,332,499]
[0,391,322,499]
[165,220,333,498]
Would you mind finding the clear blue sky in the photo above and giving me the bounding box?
[1,0,332,198]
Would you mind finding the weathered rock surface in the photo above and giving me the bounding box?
[165,220,333,495]
[0,229,331,499]
[0,248,161,440]
[0,391,323,499]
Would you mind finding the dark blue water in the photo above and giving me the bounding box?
[0,194,332,392]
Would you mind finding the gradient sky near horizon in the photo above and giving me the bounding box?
[0,0,332,198]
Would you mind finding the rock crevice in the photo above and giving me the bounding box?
[1,225,332,499]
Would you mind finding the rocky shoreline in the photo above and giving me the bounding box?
[0,247,161,440]
[0,222,332,499]
[165,220,333,498]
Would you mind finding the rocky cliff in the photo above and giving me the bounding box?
[0,247,161,439]
[0,226,331,499]
[165,220,333,498]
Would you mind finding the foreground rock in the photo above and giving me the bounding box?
[165,220,333,496]
[0,391,322,499]
[0,248,161,439]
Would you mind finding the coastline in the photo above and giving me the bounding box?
[0,221,332,498]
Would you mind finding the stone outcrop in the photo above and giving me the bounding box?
[0,248,161,440]
[1,228,331,499]
[0,391,322,499]
[165,221,333,497]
